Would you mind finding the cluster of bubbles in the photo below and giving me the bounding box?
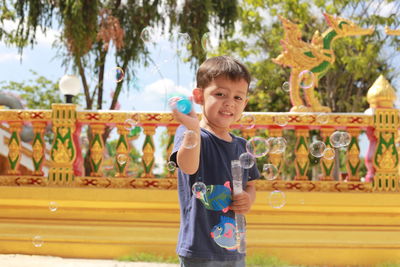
[238,136,286,181]
[309,131,351,160]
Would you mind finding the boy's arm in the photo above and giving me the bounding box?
[231,180,256,214]
[172,103,201,175]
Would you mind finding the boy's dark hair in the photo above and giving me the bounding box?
[196,56,251,89]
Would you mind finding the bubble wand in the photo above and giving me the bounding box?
[231,160,246,253]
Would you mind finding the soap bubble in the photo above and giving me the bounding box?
[49,201,58,212]
[246,137,269,158]
[239,114,256,129]
[274,114,289,127]
[32,236,44,248]
[323,147,335,160]
[239,152,255,169]
[107,67,124,83]
[299,70,315,89]
[117,154,128,165]
[192,182,207,198]
[330,131,352,148]
[140,26,157,43]
[268,190,286,209]
[267,137,287,154]
[282,81,290,92]
[316,113,329,124]
[340,132,351,147]
[309,141,326,158]
[182,130,198,149]
[262,164,278,180]
[167,161,176,172]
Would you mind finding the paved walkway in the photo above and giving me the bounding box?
[0,254,179,267]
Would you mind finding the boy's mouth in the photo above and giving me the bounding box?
[219,110,233,117]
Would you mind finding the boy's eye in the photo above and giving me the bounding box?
[235,96,243,101]
[215,92,224,97]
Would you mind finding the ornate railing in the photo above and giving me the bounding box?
[0,76,398,193]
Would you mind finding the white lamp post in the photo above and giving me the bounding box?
[59,75,81,103]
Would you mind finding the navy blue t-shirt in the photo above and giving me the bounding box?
[170,126,260,261]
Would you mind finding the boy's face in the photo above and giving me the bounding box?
[193,76,248,130]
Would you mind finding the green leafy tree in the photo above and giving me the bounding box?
[217,0,400,113]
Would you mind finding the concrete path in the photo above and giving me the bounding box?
[0,254,180,267]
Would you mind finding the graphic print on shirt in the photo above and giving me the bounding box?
[197,181,231,212]
[210,215,237,251]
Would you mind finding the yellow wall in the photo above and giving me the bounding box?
[0,186,399,266]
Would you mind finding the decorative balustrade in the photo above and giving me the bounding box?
[0,75,398,193]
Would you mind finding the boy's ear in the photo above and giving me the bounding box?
[192,88,204,105]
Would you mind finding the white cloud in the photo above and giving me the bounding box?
[2,20,59,47]
[0,52,24,62]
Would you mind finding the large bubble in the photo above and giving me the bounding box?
[309,141,326,158]
[246,137,269,158]
[262,164,278,180]
[239,152,255,169]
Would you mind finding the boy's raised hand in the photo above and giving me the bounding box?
[169,96,200,131]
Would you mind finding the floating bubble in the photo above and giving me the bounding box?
[32,236,44,248]
[330,131,351,148]
[316,113,329,124]
[167,161,177,172]
[262,164,278,180]
[341,132,351,147]
[282,81,290,92]
[182,130,198,149]
[49,201,58,212]
[192,182,207,198]
[239,152,255,169]
[299,70,315,89]
[267,137,287,154]
[140,26,156,43]
[329,131,342,148]
[309,141,326,158]
[274,114,289,127]
[239,114,256,129]
[107,67,124,83]
[268,190,286,209]
[117,154,128,165]
[246,137,269,158]
[323,147,335,160]
[201,32,211,51]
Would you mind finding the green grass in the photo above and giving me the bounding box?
[117,252,295,266]
[117,252,179,264]
[246,253,294,267]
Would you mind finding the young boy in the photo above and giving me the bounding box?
[170,56,260,267]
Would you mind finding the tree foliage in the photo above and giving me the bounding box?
[217,0,400,113]
[1,0,239,110]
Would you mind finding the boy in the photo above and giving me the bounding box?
[170,56,260,267]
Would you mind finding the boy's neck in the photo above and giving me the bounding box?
[200,120,232,142]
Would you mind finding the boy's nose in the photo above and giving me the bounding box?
[224,99,235,107]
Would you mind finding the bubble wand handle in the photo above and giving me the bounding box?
[231,160,246,254]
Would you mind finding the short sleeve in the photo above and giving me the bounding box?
[169,125,187,165]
